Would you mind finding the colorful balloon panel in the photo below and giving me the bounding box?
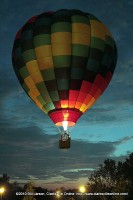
[12,9,117,126]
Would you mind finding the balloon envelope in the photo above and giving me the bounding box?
[12,9,117,127]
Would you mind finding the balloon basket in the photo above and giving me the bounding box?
[59,138,71,149]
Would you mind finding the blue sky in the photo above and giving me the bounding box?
[0,0,133,189]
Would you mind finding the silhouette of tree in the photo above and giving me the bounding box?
[0,173,10,183]
[23,182,36,200]
[122,153,133,199]
[87,153,133,200]
[0,173,14,200]
[11,181,24,200]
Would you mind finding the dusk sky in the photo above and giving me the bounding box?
[0,0,133,189]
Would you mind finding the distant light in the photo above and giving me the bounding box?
[56,190,61,197]
[79,186,86,193]
[62,121,68,131]
[0,187,5,194]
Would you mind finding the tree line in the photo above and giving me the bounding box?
[0,152,133,200]
[87,152,133,200]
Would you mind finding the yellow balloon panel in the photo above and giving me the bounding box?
[37,57,54,70]
[72,23,90,34]
[51,32,71,44]
[35,45,52,59]
[90,20,106,40]
[72,32,90,45]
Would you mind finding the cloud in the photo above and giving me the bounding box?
[27,175,39,180]
[0,123,124,182]
[0,108,132,188]
[116,136,133,145]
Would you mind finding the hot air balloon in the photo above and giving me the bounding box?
[12,9,117,149]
